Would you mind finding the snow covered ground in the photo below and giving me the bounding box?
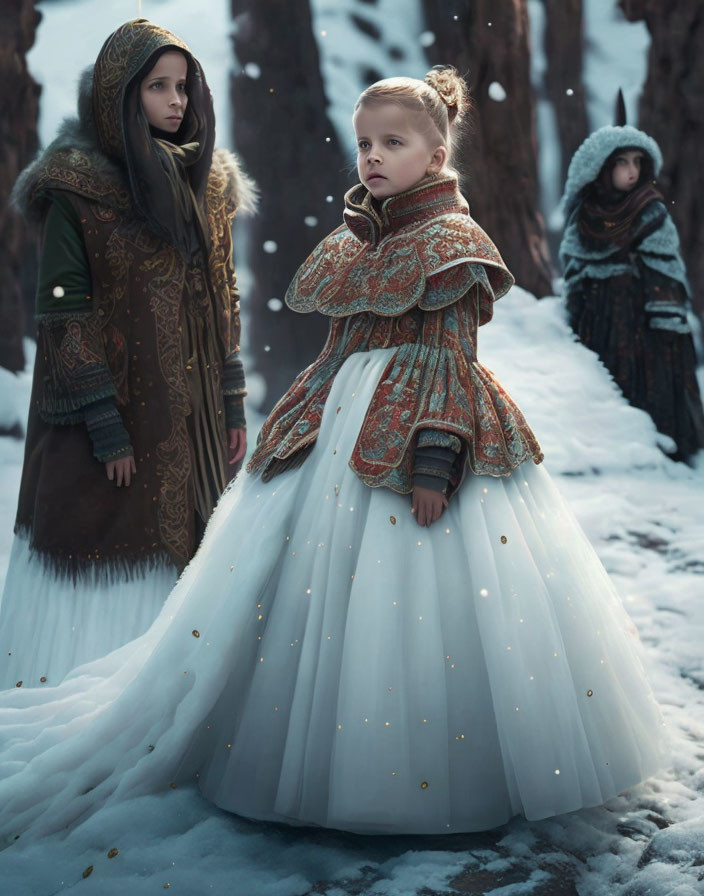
[0,288,703,895]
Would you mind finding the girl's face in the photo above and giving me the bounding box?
[140,51,188,133]
[611,150,644,192]
[353,103,447,200]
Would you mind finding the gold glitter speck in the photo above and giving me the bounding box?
[82,866,94,879]
[554,769,561,775]
[15,681,22,687]
[385,721,390,727]
[40,676,47,683]
[420,781,429,790]
[336,406,341,414]
[390,515,396,525]
[587,689,594,697]
[192,630,200,638]
[107,848,119,859]
[500,535,507,544]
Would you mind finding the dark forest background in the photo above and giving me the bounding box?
[1,0,701,415]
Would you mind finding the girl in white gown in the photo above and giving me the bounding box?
[0,67,663,842]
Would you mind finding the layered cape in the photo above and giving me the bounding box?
[247,176,543,492]
[559,125,691,333]
[12,33,256,577]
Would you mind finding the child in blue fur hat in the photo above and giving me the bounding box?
[560,124,704,461]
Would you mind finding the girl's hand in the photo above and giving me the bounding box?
[228,428,247,465]
[411,485,448,527]
[106,456,136,487]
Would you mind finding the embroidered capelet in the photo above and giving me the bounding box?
[247,176,543,491]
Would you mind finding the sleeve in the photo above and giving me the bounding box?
[220,218,247,431]
[413,439,459,493]
[641,266,691,334]
[349,282,543,493]
[35,193,132,460]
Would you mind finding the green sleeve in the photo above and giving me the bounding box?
[35,193,119,425]
[36,192,93,314]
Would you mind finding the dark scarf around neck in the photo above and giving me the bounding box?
[579,178,663,249]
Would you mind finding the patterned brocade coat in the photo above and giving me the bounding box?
[12,23,255,578]
[248,176,543,494]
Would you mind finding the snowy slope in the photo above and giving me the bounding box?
[0,287,702,896]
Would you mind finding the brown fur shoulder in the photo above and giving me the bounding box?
[208,148,258,217]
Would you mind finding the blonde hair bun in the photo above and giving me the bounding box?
[424,65,468,125]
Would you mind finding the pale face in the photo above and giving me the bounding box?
[353,102,447,200]
[140,51,188,133]
[611,150,644,192]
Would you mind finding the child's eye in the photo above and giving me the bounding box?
[177,83,187,93]
[388,139,401,146]
[357,140,369,150]
[150,81,163,89]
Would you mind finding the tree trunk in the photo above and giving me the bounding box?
[422,0,553,298]
[0,0,41,375]
[230,0,352,409]
[621,0,704,320]
[542,0,589,189]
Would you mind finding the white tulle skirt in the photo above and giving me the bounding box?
[0,347,663,841]
[0,536,176,691]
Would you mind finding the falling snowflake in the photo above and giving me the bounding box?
[488,81,507,102]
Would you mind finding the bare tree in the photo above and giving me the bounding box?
[0,0,41,377]
[621,0,704,321]
[230,0,352,408]
[423,0,553,297]
[542,0,589,188]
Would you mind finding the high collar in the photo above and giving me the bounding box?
[343,174,469,246]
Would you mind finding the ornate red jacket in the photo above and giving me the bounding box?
[247,175,543,493]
